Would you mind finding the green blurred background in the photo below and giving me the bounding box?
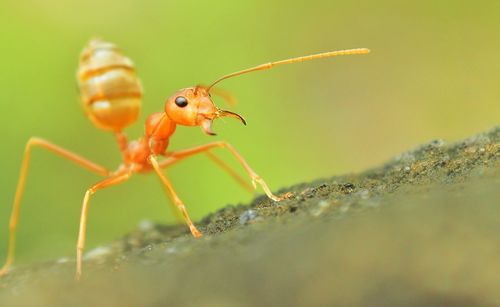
[0,0,498,264]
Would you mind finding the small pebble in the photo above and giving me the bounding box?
[310,200,330,217]
[165,247,177,254]
[138,219,154,232]
[430,139,445,147]
[140,244,154,253]
[239,209,260,225]
[84,246,112,260]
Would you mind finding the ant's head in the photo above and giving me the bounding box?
[164,86,245,135]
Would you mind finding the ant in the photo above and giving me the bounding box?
[0,39,369,280]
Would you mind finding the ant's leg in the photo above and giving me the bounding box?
[0,137,111,277]
[76,171,131,280]
[204,151,254,192]
[159,142,288,201]
[160,150,253,193]
[149,156,202,238]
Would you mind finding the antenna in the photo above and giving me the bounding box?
[206,48,370,91]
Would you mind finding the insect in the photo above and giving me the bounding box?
[0,38,369,280]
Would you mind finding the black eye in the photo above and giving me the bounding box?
[175,96,188,108]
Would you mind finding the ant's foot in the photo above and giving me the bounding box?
[251,175,293,202]
[190,226,203,238]
[278,192,294,200]
[0,266,9,278]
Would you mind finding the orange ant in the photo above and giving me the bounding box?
[0,39,369,280]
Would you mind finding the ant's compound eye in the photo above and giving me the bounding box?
[175,96,188,108]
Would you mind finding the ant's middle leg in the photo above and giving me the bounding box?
[75,171,132,280]
[149,156,202,238]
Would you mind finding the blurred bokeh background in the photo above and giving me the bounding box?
[0,0,498,264]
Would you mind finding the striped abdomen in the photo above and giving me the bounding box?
[77,39,142,131]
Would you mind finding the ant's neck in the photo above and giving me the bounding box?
[114,131,128,151]
[144,112,177,155]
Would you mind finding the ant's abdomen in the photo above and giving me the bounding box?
[77,39,142,131]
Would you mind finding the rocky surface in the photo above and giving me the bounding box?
[0,127,499,306]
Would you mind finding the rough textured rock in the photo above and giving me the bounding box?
[0,127,499,306]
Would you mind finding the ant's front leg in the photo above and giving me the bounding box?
[160,141,290,201]
[149,156,202,238]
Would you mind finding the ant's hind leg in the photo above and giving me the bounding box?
[0,137,110,277]
[76,171,131,281]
